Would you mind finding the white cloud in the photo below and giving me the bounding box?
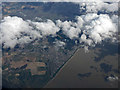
[54,40,66,47]
[53,40,66,50]
[0,16,39,48]
[80,34,93,46]
[0,16,59,48]
[56,20,81,39]
[80,14,117,46]
[103,3,118,12]
[78,1,118,13]
[0,1,118,50]
[1,13,118,49]
[107,75,118,81]
[31,19,60,36]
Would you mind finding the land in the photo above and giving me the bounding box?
[45,48,119,88]
[2,2,119,88]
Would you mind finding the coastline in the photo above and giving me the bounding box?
[43,47,118,88]
[44,47,80,88]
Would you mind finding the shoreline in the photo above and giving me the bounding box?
[44,47,80,88]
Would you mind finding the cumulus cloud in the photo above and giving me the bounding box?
[0,13,118,49]
[56,13,117,47]
[31,19,60,36]
[79,2,118,13]
[56,20,81,39]
[53,40,66,50]
[80,14,117,46]
[80,34,93,46]
[0,16,39,48]
[0,16,60,48]
[0,1,118,49]
[107,75,118,81]
[54,40,66,47]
